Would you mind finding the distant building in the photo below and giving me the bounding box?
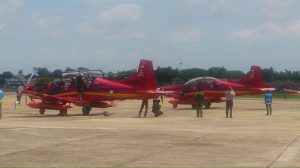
[4,78,20,88]
[4,74,27,89]
[15,74,27,84]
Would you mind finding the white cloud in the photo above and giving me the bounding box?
[38,47,56,57]
[286,20,300,36]
[30,14,61,29]
[0,0,23,13]
[75,3,145,39]
[167,30,201,43]
[94,48,117,58]
[185,0,205,6]
[231,21,300,41]
[209,0,233,17]
[98,3,142,29]
[76,22,97,36]
[258,0,297,21]
[231,29,260,40]
[0,21,6,33]
[90,48,138,71]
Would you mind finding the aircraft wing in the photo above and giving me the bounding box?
[24,90,84,104]
[283,89,300,94]
[155,90,177,94]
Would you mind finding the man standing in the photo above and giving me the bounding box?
[194,91,204,118]
[76,74,85,100]
[264,91,272,115]
[16,84,24,105]
[152,98,163,117]
[138,99,149,118]
[225,87,235,118]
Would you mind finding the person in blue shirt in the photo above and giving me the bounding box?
[264,91,272,115]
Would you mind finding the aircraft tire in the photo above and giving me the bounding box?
[59,110,68,116]
[82,105,91,115]
[172,104,177,108]
[39,108,45,115]
[103,111,110,116]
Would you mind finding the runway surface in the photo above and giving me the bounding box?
[1,93,300,167]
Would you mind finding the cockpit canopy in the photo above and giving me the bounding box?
[185,77,217,85]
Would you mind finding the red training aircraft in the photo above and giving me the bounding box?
[23,59,161,115]
[160,66,275,109]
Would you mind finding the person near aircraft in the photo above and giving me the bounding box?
[16,83,24,105]
[225,87,235,118]
[76,74,86,100]
[58,77,65,87]
[264,90,272,115]
[152,98,163,117]
[194,91,204,118]
[138,99,149,118]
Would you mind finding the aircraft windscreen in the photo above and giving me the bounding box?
[185,77,216,85]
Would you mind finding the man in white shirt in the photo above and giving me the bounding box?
[16,84,24,105]
[225,87,235,118]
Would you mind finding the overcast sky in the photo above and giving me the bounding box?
[1,0,300,74]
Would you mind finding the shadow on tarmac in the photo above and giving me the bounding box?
[11,112,111,118]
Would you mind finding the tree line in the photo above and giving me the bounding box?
[0,66,300,87]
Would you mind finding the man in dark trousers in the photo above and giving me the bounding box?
[76,74,85,100]
[225,87,235,118]
[152,98,163,117]
[194,91,204,118]
[138,99,149,117]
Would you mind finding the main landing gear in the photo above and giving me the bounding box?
[39,108,45,115]
[58,109,68,116]
[204,101,212,109]
[39,108,68,116]
[82,105,92,115]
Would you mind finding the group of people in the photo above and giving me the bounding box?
[138,98,163,118]
[193,87,273,118]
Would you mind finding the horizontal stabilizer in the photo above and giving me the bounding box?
[284,89,300,94]
[257,88,276,92]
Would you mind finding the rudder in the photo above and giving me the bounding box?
[239,65,264,88]
[125,59,157,90]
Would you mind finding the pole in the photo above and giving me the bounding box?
[0,100,2,119]
[179,62,182,71]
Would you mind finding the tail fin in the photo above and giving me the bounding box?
[239,65,264,88]
[124,59,157,90]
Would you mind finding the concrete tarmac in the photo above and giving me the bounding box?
[1,93,300,167]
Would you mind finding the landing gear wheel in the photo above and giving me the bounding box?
[59,109,68,116]
[82,105,92,115]
[39,108,45,115]
[204,101,211,109]
[172,104,177,108]
[103,111,111,116]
